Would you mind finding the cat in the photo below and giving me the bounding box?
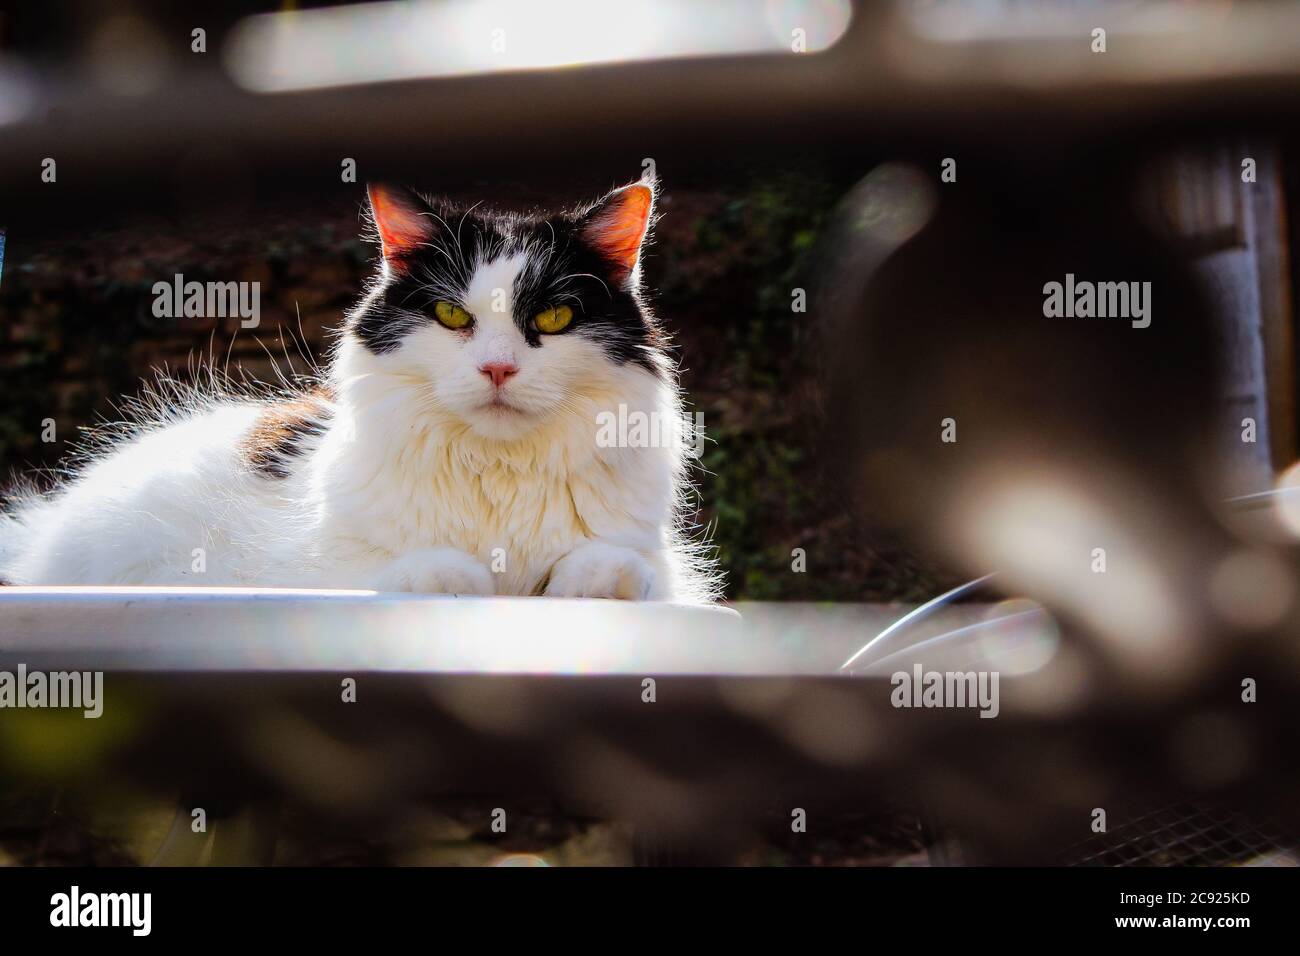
[0,177,719,603]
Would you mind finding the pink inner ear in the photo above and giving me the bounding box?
[368,185,430,262]
[584,184,653,279]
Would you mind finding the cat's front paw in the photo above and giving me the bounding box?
[373,548,495,596]
[544,542,656,600]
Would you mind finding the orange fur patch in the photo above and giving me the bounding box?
[243,387,334,479]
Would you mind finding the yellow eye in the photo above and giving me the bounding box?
[434,301,473,329]
[535,304,573,334]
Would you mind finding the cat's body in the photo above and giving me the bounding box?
[0,179,718,602]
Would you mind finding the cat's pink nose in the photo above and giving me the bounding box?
[479,361,518,388]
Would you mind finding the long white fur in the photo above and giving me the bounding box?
[0,241,718,603]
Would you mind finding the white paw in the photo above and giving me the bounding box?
[373,548,495,596]
[544,543,656,600]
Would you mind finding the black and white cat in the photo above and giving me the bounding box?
[0,177,718,602]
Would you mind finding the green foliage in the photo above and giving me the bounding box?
[661,171,843,599]
[698,427,809,599]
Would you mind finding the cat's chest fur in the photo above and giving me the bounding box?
[309,405,640,595]
[300,333,674,595]
[366,456,591,594]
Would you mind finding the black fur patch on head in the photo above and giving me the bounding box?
[350,185,668,375]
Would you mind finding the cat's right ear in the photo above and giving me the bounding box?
[367,184,435,267]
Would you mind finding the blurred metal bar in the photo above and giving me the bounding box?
[0,587,745,674]
[4,2,1300,224]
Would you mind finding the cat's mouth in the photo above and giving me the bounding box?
[484,394,525,414]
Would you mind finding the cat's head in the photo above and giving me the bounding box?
[347,177,667,440]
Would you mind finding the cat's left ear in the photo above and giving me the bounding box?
[580,179,655,286]
[367,183,436,267]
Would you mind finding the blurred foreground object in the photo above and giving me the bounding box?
[9,2,1300,223]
